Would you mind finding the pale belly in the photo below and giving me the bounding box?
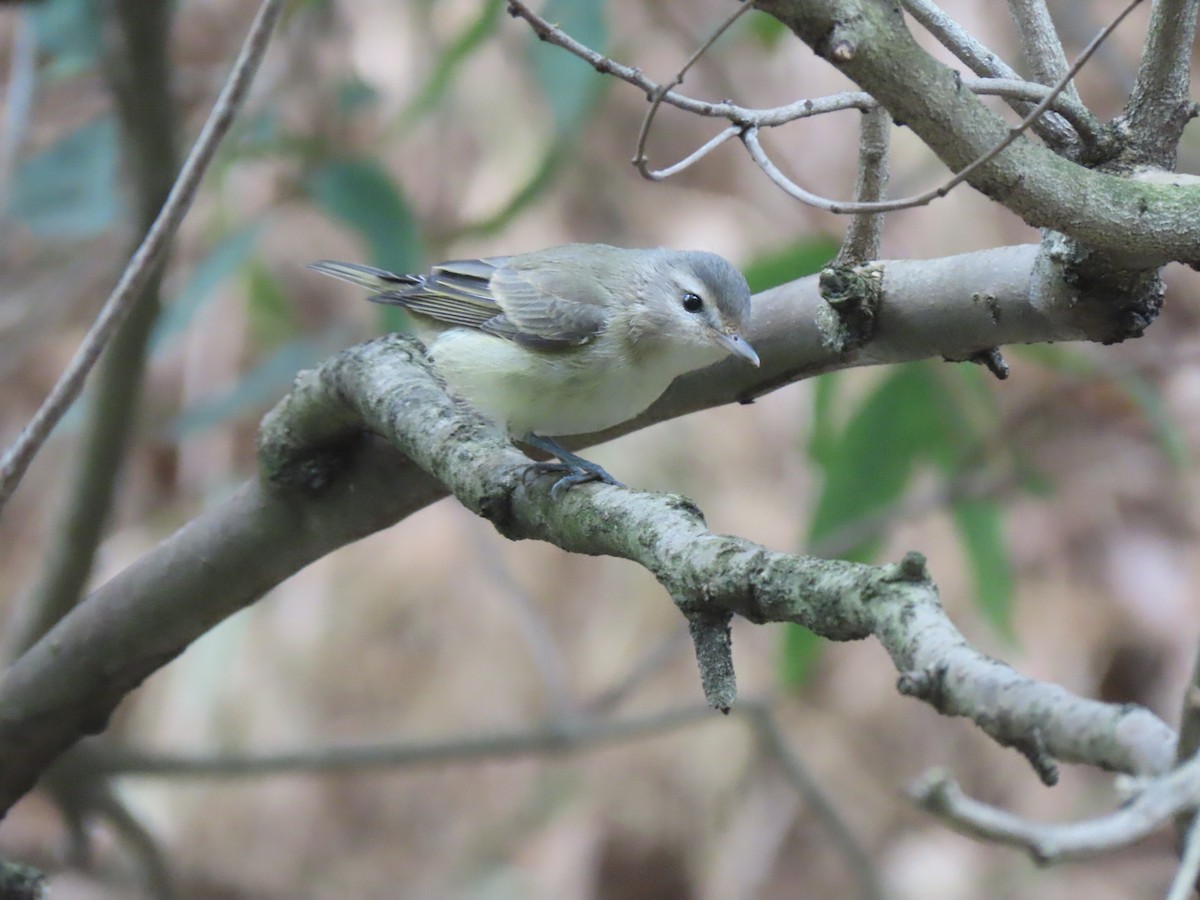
[428,328,723,437]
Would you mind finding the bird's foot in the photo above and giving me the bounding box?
[519,433,625,497]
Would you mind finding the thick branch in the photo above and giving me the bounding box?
[0,242,1178,813]
[754,0,1200,267]
[1124,0,1200,167]
[0,243,1170,811]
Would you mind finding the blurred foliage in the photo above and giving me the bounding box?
[783,358,1019,685]
[526,0,609,133]
[151,225,263,351]
[397,0,504,128]
[741,237,840,294]
[6,116,119,237]
[1016,344,1190,466]
[28,0,100,76]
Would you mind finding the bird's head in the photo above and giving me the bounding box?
[640,250,759,368]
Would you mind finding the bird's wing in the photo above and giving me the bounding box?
[312,253,612,348]
[364,257,508,330]
[479,259,611,348]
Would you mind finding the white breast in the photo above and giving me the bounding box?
[427,328,724,437]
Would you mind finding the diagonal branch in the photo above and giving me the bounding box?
[901,0,1091,148]
[0,0,286,516]
[0,264,1177,812]
[1006,0,1084,107]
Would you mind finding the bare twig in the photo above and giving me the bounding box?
[0,0,286,515]
[740,0,1142,215]
[1006,0,1084,105]
[746,703,886,900]
[468,524,577,718]
[912,753,1200,863]
[507,1,1099,138]
[7,0,180,659]
[835,106,890,265]
[901,0,1090,147]
[0,10,35,212]
[1168,810,1200,900]
[632,1,752,178]
[91,705,722,776]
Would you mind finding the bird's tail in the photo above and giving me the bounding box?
[307,260,421,294]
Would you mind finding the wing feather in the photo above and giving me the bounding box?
[311,248,617,348]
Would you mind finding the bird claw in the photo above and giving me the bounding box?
[525,460,625,497]
[518,432,625,497]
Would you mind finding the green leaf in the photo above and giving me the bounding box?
[743,12,788,49]
[306,158,424,274]
[742,238,840,294]
[152,224,263,350]
[807,373,840,467]
[306,158,424,332]
[1117,373,1190,467]
[399,0,505,128]
[8,117,119,237]
[337,76,380,115]
[952,498,1015,639]
[527,0,608,131]
[31,0,103,77]
[807,364,947,556]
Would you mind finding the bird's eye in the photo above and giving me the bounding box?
[681,292,704,313]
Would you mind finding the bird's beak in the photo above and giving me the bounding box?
[715,330,760,367]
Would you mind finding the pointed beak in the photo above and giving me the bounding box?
[715,330,760,367]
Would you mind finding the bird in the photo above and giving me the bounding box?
[308,243,759,493]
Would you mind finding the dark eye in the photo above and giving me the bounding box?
[681,292,704,313]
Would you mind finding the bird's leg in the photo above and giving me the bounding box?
[519,433,625,497]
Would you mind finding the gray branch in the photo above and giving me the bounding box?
[753,0,1199,267]
[901,0,1089,147]
[0,243,1178,813]
[1124,0,1200,167]
[912,752,1200,863]
[1006,0,1083,107]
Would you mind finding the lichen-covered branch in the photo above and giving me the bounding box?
[0,242,1171,813]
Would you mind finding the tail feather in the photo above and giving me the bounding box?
[307,260,421,294]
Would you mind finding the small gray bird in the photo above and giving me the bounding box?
[309,243,759,492]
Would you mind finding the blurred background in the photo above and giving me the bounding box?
[1,0,1199,896]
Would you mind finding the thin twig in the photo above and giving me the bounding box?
[507,0,1099,139]
[468,524,577,718]
[0,0,286,515]
[912,753,1200,863]
[632,1,752,178]
[741,0,1143,215]
[93,705,723,776]
[902,0,1087,147]
[1167,810,1200,900]
[746,703,887,900]
[636,125,741,181]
